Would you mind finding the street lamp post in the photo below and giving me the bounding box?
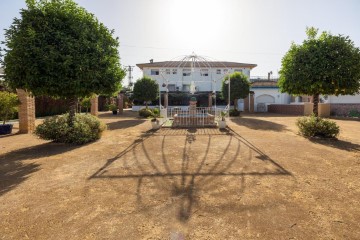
[228,73,231,109]
[225,72,231,109]
[159,85,162,109]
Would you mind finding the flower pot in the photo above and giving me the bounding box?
[0,124,13,135]
[218,120,227,129]
[112,110,118,115]
[151,121,161,130]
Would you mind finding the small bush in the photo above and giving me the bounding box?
[139,108,153,118]
[348,109,360,118]
[0,91,20,124]
[108,104,118,111]
[81,97,91,113]
[35,114,106,144]
[103,104,110,111]
[152,108,160,116]
[229,109,240,117]
[296,115,340,138]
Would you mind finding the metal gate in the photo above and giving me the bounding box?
[166,107,223,127]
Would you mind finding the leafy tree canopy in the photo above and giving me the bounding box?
[221,72,250,103]
[133,76,158,106]
[279,27,360,97]
[1,0,125,99]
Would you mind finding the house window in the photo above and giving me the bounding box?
[151,69,159,75]
[234,69,243,73]
[165,69,170,74]
[172,69,177,74]
[223,69,229,74]
[182,84,190,92]
[216,69,221,74]
[200,69,209,76]
[183,69,191,76]
[168,84,176,92]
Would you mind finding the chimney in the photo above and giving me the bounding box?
[150,59,153,64]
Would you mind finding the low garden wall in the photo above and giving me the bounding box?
[330,103,360,116]
[268,104,305,115]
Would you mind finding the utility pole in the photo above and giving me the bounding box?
[126,65,135,90]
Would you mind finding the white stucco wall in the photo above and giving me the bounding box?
[327,94,360,104]
[142,67,251,92]
[251,88,290,112]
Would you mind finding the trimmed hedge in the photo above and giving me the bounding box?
[35,114,106,144]
[229,109,241,117]
[139,108,153,118]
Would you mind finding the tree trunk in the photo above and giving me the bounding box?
[312,93,319,117]
[234,98,238,111]
[68,97,78,126]
[3,113,7,125]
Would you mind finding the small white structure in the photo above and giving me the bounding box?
[249,78,291,112]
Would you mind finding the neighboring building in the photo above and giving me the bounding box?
[136,61,257,94]
[249,77,290,112]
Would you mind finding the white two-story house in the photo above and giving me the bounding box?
[136,60,257,94]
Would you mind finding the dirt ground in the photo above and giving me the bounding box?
[0,111,359,239]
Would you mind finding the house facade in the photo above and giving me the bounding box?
[136,61,257,94]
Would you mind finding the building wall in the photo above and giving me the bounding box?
[143,67,251,93]
[251,88,291,112]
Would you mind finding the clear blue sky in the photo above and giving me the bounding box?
[1,0,360,86]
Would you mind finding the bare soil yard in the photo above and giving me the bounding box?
[0,111,359,239]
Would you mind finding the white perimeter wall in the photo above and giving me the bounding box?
[327,94,360,104]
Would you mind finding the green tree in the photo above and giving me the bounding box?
[80,97,91,113]
[222,72,250,109]
[279,27,360,116]
[1,0,125,123]
[133,77,159,108]
[0,91,20,124]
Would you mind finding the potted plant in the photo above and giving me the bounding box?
[150,110,163,130]
[80,97,91,113]
[108,104,118,115]
[218,111,227,129]
[0,91,20,135]
[151,117,161,130]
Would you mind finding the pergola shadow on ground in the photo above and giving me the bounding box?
[89,127,292,222]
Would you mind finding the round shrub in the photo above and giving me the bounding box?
[296,115,340,138]
[229,109,240,117]
[139,108,153,118]
[35,113,106,144]
[152,108,160,116]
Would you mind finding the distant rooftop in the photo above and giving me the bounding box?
[250,76,279,82]
[137,61,257,70]
[250,76,279,88]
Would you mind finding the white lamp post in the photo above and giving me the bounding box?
[225,72,231,109]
